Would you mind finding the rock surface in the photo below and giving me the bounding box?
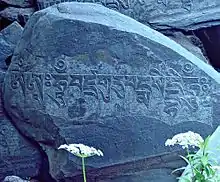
[0,0,34,8]
[3,176,29,182]
[0,70,42,181]
[36,0,220,31]
[167,32,209,64]
[3,2,220,181]
[0,7,35,25]
[0,21,23,70]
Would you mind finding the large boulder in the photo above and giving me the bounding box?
[36,0,220,31]
[3,2,220,181]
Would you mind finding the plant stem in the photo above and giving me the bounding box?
[82,157,87,182]
[187,148,195,181]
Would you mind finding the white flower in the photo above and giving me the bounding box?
[58,143,104,158]
[165,131,204,149]
[211,166,220,171]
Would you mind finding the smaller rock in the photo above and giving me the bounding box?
[0,0,34,8]
[0,7,35,25]
[3,176,29,182]
[0,21,23,70]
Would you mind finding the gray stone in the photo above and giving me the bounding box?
[3,2,220,181]
[3,176,29,182]
[36,0,220,31]
[167,32,209,64]
[71,151,186,182]
[0,0,34,8]
[0,71,41,181]
[0,7,35,25]
[0,21,23,71]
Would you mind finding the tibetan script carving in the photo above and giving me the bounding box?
[9,71,213,126]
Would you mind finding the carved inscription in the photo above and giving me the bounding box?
[10,72,44,104]
[157,0,194,11]
[37,0,195,13]
[37,0,130,10]
[9,71,213,126]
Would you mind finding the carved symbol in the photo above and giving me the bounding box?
[69,74,83,92]
[181,0,193,11]
[183,63,194,74]
[163,99,179,117]
[11,73,21,89]
[111,76,125,100]
[97,75,111,103]
[45,73,52,87]
[136,77,152,107]
[47,91,66,108]
[157,0,168,6]
[180,96,199,112]
[83,75,99,99]
[54,59,67,73]
[52,74,68,92]
[68,98,86,118]
[102,0,130,10]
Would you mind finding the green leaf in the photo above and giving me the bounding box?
[194,168,205,181]
[177,176,191,182]
[202,135,211,151]
[201,155,208,166]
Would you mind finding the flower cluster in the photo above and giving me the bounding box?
[58,143,104,158]
[165,131,204,149]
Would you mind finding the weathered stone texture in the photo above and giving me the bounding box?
[36,0,220,30]
[0,71,41,181]
[0,7,35,25]
[3,2,220,181]
[0,0,34,8]
[168,32,209,64]
[0,22,23,70]
[3,176,29,182]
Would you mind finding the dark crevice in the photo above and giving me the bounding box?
[194,25,220,71]
[160,28,210,64]
[0,2,8,11]
[0,17,13,31]
[5,55,12,67]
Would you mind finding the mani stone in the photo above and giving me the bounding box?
[0,71,41,181]
[3,2,220,181]
[36,0,220,31]
[0,21,23,71]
